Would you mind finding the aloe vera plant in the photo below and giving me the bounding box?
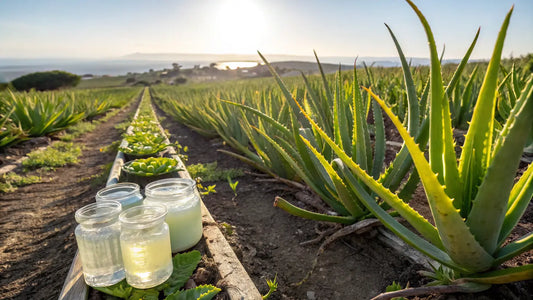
[297,1,532,294]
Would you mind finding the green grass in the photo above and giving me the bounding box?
[0,172,42,193]
[187,162,243,182]
[23,141,82,170]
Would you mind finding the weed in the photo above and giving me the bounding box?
[220,222,234,235]
[0,172,41,193]
[262,274,278,300]
[23,141,81,170]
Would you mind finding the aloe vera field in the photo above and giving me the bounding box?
[1,1,532,299]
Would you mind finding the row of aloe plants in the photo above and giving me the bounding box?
[0,87,141,148]
[152,1,532,297]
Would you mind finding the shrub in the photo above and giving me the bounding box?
[11,70,80,91]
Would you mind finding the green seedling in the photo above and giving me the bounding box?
[262,274,278,300]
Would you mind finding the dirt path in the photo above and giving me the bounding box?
[0,97,139,300]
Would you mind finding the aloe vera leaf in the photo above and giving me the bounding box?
[274,197,357,224]
[299,135,367,217]
[368,87,494,272]
[253,125,349,215]
[457,66,479,129]
[332,159,467,271]
[294,94,442,247]
[313,50,334,105]
[498,163,533,245]
[462,264,533,284]
[352,64,371,171]
[445,28,480,97]
[407,0,464,208]
[467,76,533,253]
[405,0,446,181]
[385,23,419,136]
[459,6,514,209]
[257,51,311,129]
[301,73,333,136]
[493,232,533,267]
[396,168,420,202]
[371,99,386,180]
[333,71,346,153]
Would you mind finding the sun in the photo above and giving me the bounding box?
[212,0,266,54]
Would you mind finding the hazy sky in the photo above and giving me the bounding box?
[0,0,532,60]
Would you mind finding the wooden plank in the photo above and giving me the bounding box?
[57,252,88,300]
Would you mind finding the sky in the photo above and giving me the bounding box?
[0,0,532,60]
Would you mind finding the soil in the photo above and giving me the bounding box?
[0,95,531,300]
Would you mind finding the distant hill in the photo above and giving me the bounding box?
[121,52,465,67]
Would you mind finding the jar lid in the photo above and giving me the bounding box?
[96,183,140,201]
[119,204,167,229]
[75,200,122,225]
[144,178,196,198]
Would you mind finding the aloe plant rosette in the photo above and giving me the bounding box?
[295,0,532,294]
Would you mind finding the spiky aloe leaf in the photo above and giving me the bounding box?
[274,197,357,224]
[293,91,442,248]
[499,162,533,246]
[367,87,493,272]
[257,51,311,129]
[384,23,419,136]
[459,6,514,215]
[332,158,465,271]
[461,264,533,285]
[352,63,371,172]
[467,76,533,254]
[405,0,463,210]
[371,99,386,180]
[493,233,533,266]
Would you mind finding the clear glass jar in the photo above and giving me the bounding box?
[144,178,203,252]
[119,205,173,289]
[74,200,125,287]
[95,183,143,210]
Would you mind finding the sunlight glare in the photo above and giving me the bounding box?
[212,0,266,54]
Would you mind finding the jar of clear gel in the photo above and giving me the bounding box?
[74,200,125,287]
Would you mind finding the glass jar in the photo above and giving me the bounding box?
[144,178,203,252]
[96,183,143,210]
[119,205,173,289]
[74,200,125,287]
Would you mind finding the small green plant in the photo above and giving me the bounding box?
[262,274,278,300]
[187,162,243,182]
[220,222,234,235]
[384,282,409,300]
[0,172,41,193]
[227,176,239,196]
[196,178,217,196]
[122,157,181,177]
[23,141,81,170]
